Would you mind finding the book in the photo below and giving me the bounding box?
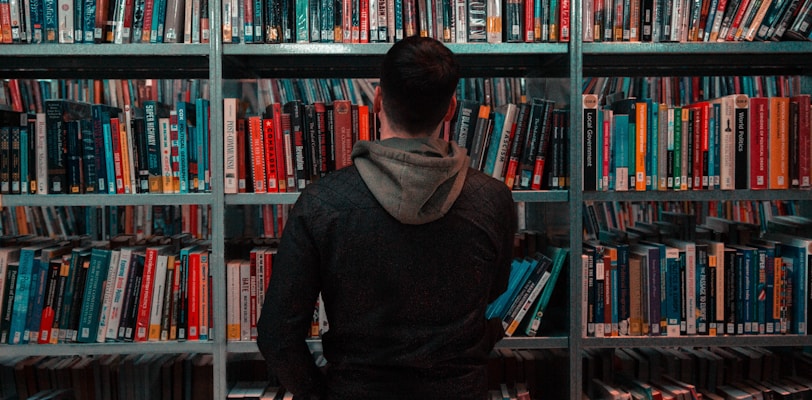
[44,100,92,194]
[524,246,569,336]
[144,101,172,193]
[332,99,353,171]
[75,248,112,343]
[8,239,54,344]
[135,244,172,342]
[502,253,552,336]
[749,96,769,189]
[483,102,517,180]
[768,96,789,189]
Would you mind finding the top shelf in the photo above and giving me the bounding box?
[221,43,571,78]
[583,42,812,76]
[0,44,211,79]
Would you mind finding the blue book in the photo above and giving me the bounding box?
[647,99,658,191]
[664,246,681,337]
[150,0,166,43]
[9,240,53,344]
[486,258,530,320]
[43,0,57,42]
[77,248,112,343]
[28,0,44,43]
[176,102,196,193]
[764,233,811,335]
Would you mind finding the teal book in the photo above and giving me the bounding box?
[176,102,196,193]
[77,248,112,343]
[195,98,210,192]
[524,246,568,337]
[664,246,681,337]
[8,240,53,344]
[613,113,629,191]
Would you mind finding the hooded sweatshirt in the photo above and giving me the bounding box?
[351,136,469,224]
[257,136,516,400]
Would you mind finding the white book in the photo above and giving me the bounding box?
[239,260,251,341]
[0,247,21,324]
[35,113,48,194]
[226,259,242,341]
[147,253,169,341]
[158,117,174,193]
[95,249,121,343]
[57,0,75,43]
[491,103,518,181]
[223,98,238,194]
[106,247,135,340]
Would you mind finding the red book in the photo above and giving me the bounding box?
[263,117,279,192]
[110,117,126,194]
[333,100,354,170]
[559,0,571,41]
[691,102,709,190]
[792,95,811,188]
[134,245,161,342]
[186,250,201,341]
[749,97,769,190]
[248,115,266,193]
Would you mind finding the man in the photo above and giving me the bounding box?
[256,36,517,399]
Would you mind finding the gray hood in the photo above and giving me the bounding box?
[351,137,470,225]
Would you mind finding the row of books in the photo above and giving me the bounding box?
[221,0,572,44]
[584,346,812,399]
[0,205,212,243]
[581,93,812,192]
[583,75,803,109]
[0,79,208,117]
[582,213,812,338]
[0,0,212,43]
[0,353,213,400]
[453,97,571,190]
[581,0,812,42]
[0,97,212,195]
[485,246,568,337]
[0,233,213,345]
[583,200,803,241]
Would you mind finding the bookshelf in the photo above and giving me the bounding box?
[0,0,811,398]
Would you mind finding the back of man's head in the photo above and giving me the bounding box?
[379,36,461,136]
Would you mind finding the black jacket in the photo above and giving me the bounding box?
[256,137,516,399]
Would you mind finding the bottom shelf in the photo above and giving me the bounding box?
[584,345,812,400]
[0,352,213,400]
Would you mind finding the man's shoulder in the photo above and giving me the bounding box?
[296,166,369,206]
[463,168,513,200]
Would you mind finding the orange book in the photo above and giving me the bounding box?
[118,110,133,194]
[333,100,354,170]
[635,101,648,191]
[0,3,11,43]
[357,105,370,141]
[247,115,266,193]
[769,96,789,189]
[268,103,288,192]
[262,117,279,192]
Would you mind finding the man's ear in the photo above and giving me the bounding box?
[373,86,383,114]
[443,95,457,122]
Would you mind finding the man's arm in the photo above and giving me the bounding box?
[256,201,326,398]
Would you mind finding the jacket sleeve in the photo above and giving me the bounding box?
[488,187,518,304]
[256,196,326,398]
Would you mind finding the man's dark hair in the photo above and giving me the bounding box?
[379,36,461,135]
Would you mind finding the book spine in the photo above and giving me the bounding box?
[134,248,158,342]
[749,97,768,189]
[768,96,789,189]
